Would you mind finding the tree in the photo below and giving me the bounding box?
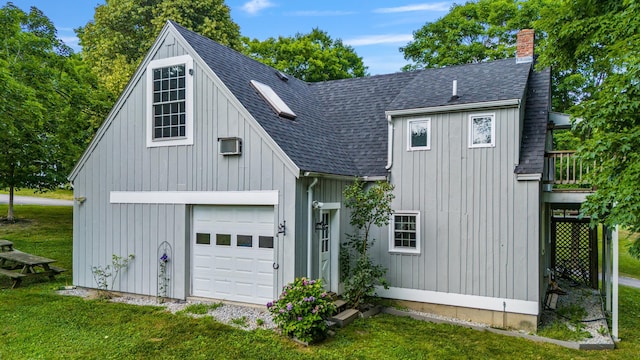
[242,28,367,82]
[0,4,101,221]
[77,0,242,96]
[401,0,547,70]
[537,1,640,244]
[342,180,394,308]
[400,0,581,111]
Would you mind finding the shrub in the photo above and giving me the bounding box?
[267,277,336,343]
[342,180,394,308]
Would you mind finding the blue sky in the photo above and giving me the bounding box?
[4,0,452,74]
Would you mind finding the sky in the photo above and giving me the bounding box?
[4,0,453,75]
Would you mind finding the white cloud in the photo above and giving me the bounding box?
[241,0,275,15]
[60,36,79,45]
[374,2,451,13]
[344,34,413,46]
[285,10,356,16]
[362,55,410,75]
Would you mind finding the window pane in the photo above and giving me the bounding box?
[472,116,492,145]
[151,64,188,140]
[259,236,274,249]
[410,121,428,148]
[237,235,252,247]
[196,233,210,245]
[216,234,231,246]
[393,214,417,249]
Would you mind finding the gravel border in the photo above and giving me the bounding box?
[57,288,275,331]
[58,281,614,349]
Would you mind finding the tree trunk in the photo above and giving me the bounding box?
[7,185,15,222]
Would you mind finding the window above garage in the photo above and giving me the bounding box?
[146,55,194,147]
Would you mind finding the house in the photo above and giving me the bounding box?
[69,23,619,333]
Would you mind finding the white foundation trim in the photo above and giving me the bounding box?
[110,191,279,205]
[377,286,539,316]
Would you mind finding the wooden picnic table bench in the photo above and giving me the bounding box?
[0,239,13,252]
[0,251,65,288]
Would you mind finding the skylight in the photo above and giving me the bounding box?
[250,80,297,119]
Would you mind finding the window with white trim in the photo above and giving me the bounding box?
[146,55,194,147]
[389,211,420,254]
[469,113,495,148]
[408,118,431,150]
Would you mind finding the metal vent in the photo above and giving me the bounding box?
[218,137,242,156]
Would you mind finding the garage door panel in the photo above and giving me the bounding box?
[192,205,275,304]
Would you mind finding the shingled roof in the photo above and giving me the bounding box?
[515,67,551,175]
[173,22,549,178]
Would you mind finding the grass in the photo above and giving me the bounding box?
[618,230,640,279]
[3,205,640,358]
[0,188,74,201]
[177,302,223,315]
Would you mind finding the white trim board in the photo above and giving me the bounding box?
[110,191,279,205]
[377,286,539,316]
[385,99,520,117]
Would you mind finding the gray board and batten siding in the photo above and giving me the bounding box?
[375,104,540,304]
[71,29,299,300]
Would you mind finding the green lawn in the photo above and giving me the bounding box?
[2,205,640,359]
[618,230,640,279]
[0,188,74,200]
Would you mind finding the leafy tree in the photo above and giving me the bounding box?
[342,180,394,308]
[401,0,547,70]
[77,0,242,95]
[242,28,367,82]
[400,0,582,111]
[538,1,640,250]
[0,4,101,221]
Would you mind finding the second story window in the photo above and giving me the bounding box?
[408,118,431,150]
[469,113,495,148]
[152,64,186,139]
[146,55,194,147]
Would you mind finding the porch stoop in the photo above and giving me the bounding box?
[327,296,359,328]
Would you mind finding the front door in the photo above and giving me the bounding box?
[319,211,331,290]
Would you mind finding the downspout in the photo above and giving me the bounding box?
[307,176,319,278]
[385,115,394,170]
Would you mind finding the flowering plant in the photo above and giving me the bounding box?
[267,277,336,343]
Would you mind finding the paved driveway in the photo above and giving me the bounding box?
[0,194,73,206]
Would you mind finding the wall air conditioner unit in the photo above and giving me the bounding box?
[218,137,242,156]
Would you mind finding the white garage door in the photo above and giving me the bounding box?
[192,205,275,304]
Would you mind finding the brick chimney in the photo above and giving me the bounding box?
[516,29,534,63]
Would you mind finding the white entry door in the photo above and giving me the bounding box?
[319,211,331,290]
[192,205,275,304]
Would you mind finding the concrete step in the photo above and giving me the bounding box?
[333,299,347,311]
[329,308,360,328]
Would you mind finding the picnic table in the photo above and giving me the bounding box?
[0,251,65,288]
[0,239,13,252]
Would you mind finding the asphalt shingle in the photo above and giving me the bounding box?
[515,67,551,175]
[173,22,549,178]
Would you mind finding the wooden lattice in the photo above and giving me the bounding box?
[551,218,598,288]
